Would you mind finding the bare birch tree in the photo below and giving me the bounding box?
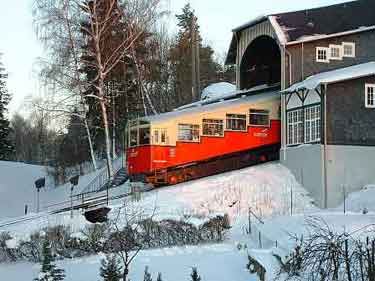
[33,0,98,170]
[80,0,160,177]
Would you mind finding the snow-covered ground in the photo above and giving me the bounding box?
[0,161,316,280]
[2,160,375,280]
[0,160,116,220]
[1,244,255,281]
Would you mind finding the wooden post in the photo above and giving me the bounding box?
[259,231,262,248]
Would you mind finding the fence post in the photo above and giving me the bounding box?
[248,207,252,234]
[259,231,262,248]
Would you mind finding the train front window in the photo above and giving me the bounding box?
[203,119,224,136]
[178,124,200,142]
[129,128,138,147]
[249,109,270,127]
[139,127,150,145]
[226,114,247,131]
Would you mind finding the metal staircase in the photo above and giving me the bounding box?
[78,156,128,196]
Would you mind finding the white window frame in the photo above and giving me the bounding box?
[153,128,168,145]
[249,109,270,127]
[178,124,200,142]
[329,44,343,61]
[342,42,356,58]
[304,105,321,143]
[287,109,303,146]
[316,47,330,63]
[202,119,224,137]
[365,84,375,108]
[226,114,247,131]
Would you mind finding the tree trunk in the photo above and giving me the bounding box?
[98,93,114,179]
[84,117,97,170]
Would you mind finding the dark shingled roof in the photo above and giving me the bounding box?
[272,0,375,42]
[226,0,375,65]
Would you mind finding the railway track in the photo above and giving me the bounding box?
[0,190,132,229]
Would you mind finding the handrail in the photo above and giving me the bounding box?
[77,156,124,196]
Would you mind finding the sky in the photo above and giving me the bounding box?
[0,0,353,115]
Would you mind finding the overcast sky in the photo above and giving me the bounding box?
[0,0,352,115]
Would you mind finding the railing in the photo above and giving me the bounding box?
[78,155,125,196]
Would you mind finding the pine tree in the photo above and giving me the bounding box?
[100,255,122,281]
[169,4,221,106]
[143,266,152,281]
[34,240,65,281]
[0,55,13,160]
[156,272,162,281]
[190,267,201,281]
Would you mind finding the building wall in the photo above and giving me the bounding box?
[287,30,375,85]
[326,76,375,146]
[281,144,324,207]
[326,145,375,207]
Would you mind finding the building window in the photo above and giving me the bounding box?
[316,47,329,63]
[287,109,303,145]
[202,119,224,136]
[249,109,270,127]
[178,124,200,142]
[305,105,321,143]
[329,45,343,60]
[343,42,355,57]
[365,84,375,108]
[226,114,247,131]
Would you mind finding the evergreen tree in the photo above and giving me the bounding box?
[0,55,13,160]
[169,4,221,106]
[100,255,122,281]
[156,272,162,281]
[143,266,152,281]
[190,267,201,281]
[34,240,65,281]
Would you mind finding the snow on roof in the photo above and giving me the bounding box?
[200,82,236,101]
[176,84,275,111]
[283,62,375,93]
[287,25,375,45]
[142,90,280,125]
[268,16,288,44]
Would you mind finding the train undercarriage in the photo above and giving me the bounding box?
[129,143,280,187]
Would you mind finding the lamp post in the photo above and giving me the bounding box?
[69,175,79,219]
[34,177,45,213]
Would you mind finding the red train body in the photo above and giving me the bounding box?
[126,86,281,186]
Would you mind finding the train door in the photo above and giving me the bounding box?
[151,128,169,171]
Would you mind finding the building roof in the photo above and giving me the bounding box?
[226,0,375,64]
[282,62,375,93]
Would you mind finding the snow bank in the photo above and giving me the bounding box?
[200,82,236,100]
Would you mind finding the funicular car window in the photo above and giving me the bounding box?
[129,128,138,147]
[226,114,247,131]
[139,127,150,145]
[202,119,224,136]
[249,109,270,126]
[178,124,200,141]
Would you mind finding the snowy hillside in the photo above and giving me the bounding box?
[0,161,107,220]
[0,162,317,281]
